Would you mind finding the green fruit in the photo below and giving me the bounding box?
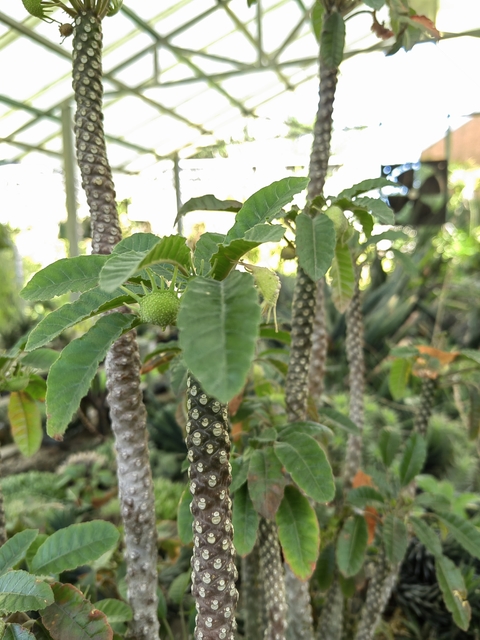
[325,205,349,237]
[139,291,180,328]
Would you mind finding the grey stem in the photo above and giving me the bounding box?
[72,11,159,639]
[241,543,266,640]
[308,279,328,400]
[316,579,344,640]
[258,518,287,640]
[0,453,6,547]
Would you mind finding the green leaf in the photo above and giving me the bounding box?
[8,392,42,457]
[277,421,333,441]
[320,408,360,435]
[21,349,59,371]
[26,287,129,351]
[0,530,38,576]
[177,489,193,544]
[276,486,320,580]
[311,0,324,42]
[363,0,385,9]
[274,432,334,503]
[168,571,191,605]
[296,213,336,281]
[100,236,191,292]
[365,229,408,246]
[226,177,308,242]
[410,517,442,556]
[94,599,132,624]
[3,623,36,639]
[111,232,159,254]
[177,272,261,403]
[398,433,427,486]
[41,582,113,640]
[247,447,285,520]
[346,487,385,508]
[378,427,401,467]
[211,224,285,280]
[315,543,335,591]
[330,243,355,314]
[354,197,395,225]
[259,326,291,344]
[193,232,225,275]
[460,349,480,366]
[25,534,48,572]
[21,256,108,301]
[392,248,418,276]
[337,178,394,200]
[336,516,368,577]
[175,194,242,225]
[435,555,471,631]
[157,588,167,620]
[320,11,345,68]
[435,512,480,560]
[45,313,134,438]
[353,209,374,239]
[389,358,411,401]
[24,375,47,402]
[31,521,119,575]
[383,515,408,564]
[0,570,53,613]
[232,483,259,557]
[230,456,250,493]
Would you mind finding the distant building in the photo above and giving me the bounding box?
[421,116,480,165]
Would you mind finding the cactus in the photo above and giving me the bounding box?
[258,518,287,640]
[316,580,344,640]
[185,376,238,640]
[414,377,436,437]
[241,543,266,640]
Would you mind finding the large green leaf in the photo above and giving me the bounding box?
[0,530,38,576]
[31,521,119,575]
[21,349,59,371]
[94,599,132,624]
[389,358,411,401]
[410,517,442,557]
[337,178,394,200]
[247,447,285,520]
[177,489,193,544]
[175,194,242,225]
[168,571,191,606]
[177,272,261,403]
[346,487,385,509]
[315,543,335,591]
[311,0,324,43]
[3,623,36,639]
[211,224,285,280]
[138,235,192,275]
[336,516,368,577]
[8,392,42,457]
[232,483,259,557]
[277,421,333,441]
[0,570,53,613]
[320,407,360,435]
[42,582,113,640]
[230,456,250,493]
[194,232,225,275]
[296,213,336,281]
[383,515,408,564]
[398,432,427,486]
[111,232,159,254]
[363,0,386,9]
[435,512,480,560]
[378,427,402,467]
[354,197,395,225]
[330,243,355,314]
[320,11,345,68]
[435,555,471,631]
[276,486,320,580]
[45,313,134,438]
[461,349,480,366]
[274,432,334,503]
[225,177,308,242]
[21,256,108,301]
[26,287,129,351]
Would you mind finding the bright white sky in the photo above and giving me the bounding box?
[1,0,479,269]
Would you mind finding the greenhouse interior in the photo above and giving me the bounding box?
[1,1,480,639]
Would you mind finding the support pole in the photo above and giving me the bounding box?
[61,102,79,257]
[173,153,183,236]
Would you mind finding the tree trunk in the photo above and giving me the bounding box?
[72,12,159,639]
[258,518,287,640]
[242,542,266,640]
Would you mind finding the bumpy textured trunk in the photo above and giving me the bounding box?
[0,456,6,547]
[317,580,344,640]
[242,543,266,640]
[185,376,238,640]
[285,564,314,640]
[258,518,287,640]
[414,377,436,437]
[353,552,398,640]
[72,12,159,639]
[308,279,328,400]
[283,27,340,640]
[343,278,365,488]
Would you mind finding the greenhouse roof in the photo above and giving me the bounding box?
[0,0,479,176]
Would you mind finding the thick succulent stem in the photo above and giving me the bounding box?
[343,278,365,489]
[285,564,314,640]
[414,377,436,437]
[0,455,6,547]
[72,10,121,254]
[258,518,287,640]
[185,376,238,640]
[241,543,266,640]
[308,279,328,400]
[353,552,398,640]
[316,580,344,640]
[72,12,159,639]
